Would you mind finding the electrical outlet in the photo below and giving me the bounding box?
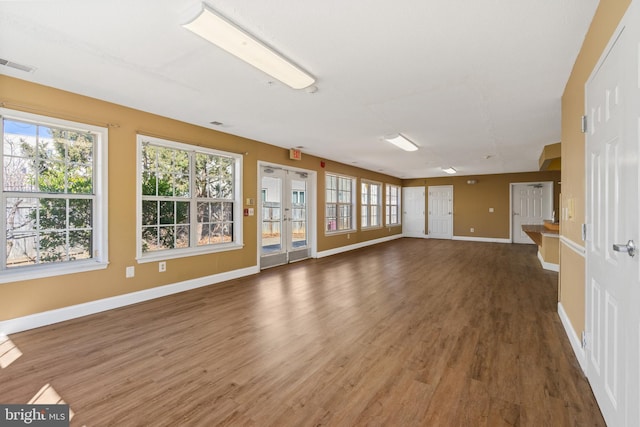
[126,266,135,278]
[470,227,475,233]
[159,261,166,273]
[489,207,494,213]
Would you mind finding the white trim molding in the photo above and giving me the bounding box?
[317,234,402,258]
[537,251,560,272]
[560,235,586,257]
[558,302,587,373]
[452,236,512,244]
[405,233,428,239]
[0,265,259,335]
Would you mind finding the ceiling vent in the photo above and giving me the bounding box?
[0,58,35,73]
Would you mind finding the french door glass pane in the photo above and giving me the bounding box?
[262,175,282,254]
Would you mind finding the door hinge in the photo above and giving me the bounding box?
[582,223,588,241]
[582,330,591,350]
[581,115,588,133]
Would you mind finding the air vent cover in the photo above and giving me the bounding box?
[0,58,35,73]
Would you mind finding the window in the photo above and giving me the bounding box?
[1,109,108,283]
[137,135,242,261]
[361,180,382,228]
[386,184,401,226]
[325,173,355,233]
[292,190,305,204]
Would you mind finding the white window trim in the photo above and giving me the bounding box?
[361,179,383,230]
[325,172,356,235]
[0,108,109,284]
[385,183,402,226]
[135,135,243,263]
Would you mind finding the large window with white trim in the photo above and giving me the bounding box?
[385,184,401,226]
[137,135,242,261]
[361,180,382,228]
[325,173,355,233]
[1,109,108,282]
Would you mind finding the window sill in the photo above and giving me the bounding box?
[137,243,243,263]
[324,229,357,236]
[0,260,109,284]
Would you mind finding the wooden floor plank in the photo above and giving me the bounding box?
[0,239,605,426]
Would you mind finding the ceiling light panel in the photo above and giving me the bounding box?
[384,134,418,152]
[442,167,457,174]
[183,5,315,90]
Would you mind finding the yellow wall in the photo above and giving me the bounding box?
[539,142,561,171]
[541,235,560,265]
[0,76,401,320]
[404,171,561,239]
[560,0,631,337]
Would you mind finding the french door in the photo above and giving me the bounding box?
[260,165,311,269]
[402,187,425,238]
[428,185,453,239]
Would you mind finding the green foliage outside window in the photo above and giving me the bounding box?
[140,140,236,254]
[3,120,94,268]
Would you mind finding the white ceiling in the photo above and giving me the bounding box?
[0,0,598,178]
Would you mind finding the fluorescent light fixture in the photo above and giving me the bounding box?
[183,5,315,90]
[442,167,457,174]
[384,134,419,152]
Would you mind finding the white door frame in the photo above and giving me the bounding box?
[257,161,317,268]
[509,181,553,243]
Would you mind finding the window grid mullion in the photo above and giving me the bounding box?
[190,151,197,250]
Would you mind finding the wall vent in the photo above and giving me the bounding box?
[0,58,35,73]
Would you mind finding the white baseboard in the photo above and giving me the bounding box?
[404,233,427,239]
[452,236,512,244]
[0,265,259,335]
[317,234,403,258]
[537,251,560,272]
[558,302,586,373]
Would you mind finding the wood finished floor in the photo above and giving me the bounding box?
[1,239,605,426]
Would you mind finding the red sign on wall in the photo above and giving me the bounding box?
[289,148,302,160]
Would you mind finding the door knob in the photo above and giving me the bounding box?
[613,240,636,257]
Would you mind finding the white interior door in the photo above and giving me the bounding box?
[585,7,639,425]
[627,9,640,425]
[428,185,453,239]
[512,182,553,244]
[402,187,425,238]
